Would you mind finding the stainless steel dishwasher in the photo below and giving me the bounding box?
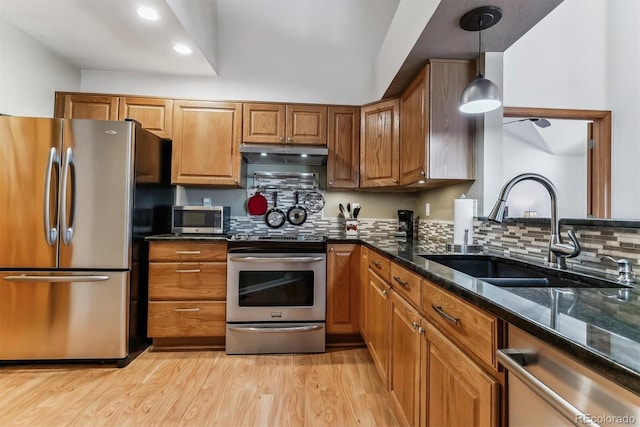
[498,326,640,427]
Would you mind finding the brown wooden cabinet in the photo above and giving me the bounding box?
[171,100,243,186]
[119,97,174,138]
[399,59,475,187]
[327,106,360,189]
[55,92,173,139]
[147,241,227,349]
[426,323,499,427]
[242,103,327,145]
[359,245,369,340]
[366,265,391,385]
[326,244,360,335]
[389,291,424,427]
[360,98,400,187]
[55,93,118,120]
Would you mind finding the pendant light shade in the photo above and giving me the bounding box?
[459,6,503,114]
[459,72,502,114]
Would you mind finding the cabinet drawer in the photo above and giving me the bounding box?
[422,279,499,370]
[148,301,226,337]
[390,262,421,307]
[148,263,226,300]
[149,242,227,262]
[369,250,390,283]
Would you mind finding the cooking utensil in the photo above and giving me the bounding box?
[265,192,286,228]
[347,203,351,218]
[339,203,345,216]
[304,190,325,214]
[353,207,360,219]
[287,190,307,226]
[247,189,268,216]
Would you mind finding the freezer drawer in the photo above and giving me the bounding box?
[225,322,326,355]
[0,271,129,360]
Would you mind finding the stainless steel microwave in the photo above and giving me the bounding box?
[171,205,230,234]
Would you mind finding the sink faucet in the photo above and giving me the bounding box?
[487,173,581,269]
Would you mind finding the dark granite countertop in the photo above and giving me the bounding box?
[147,233,640,395]
[340,236,640,396]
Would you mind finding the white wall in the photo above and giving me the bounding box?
[0,20,80,117]
[502,0,640,219]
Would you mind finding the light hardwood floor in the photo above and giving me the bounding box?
[0,348,402,427]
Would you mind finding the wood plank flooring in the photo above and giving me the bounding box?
[0,347,402,427]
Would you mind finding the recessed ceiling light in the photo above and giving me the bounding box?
[260,153,268,157]
[300,154,308,158]
[137,6,159,21]
[173,44,192,55]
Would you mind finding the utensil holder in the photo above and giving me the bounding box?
[345,219,358,237]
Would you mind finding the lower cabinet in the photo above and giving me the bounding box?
[326,244,360,338]
[361,247,502,427]
[366,268,391,385]
[147,241,227,349]
[426,324,499,427]
[389,291,424,427]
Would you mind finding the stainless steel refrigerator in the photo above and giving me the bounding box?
[0,116,173,366]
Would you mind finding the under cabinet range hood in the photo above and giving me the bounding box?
[239,143,328,165]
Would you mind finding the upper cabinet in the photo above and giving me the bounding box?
[399,59,475,186]
[55,93,118,120]
[243,103,327,145]
[360,99,400,188]
[118,97,174,139]
[327,106,360,189]
[55,92,174,139]
[171,100,244,187]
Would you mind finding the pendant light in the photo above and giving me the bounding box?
[459,6,503,114]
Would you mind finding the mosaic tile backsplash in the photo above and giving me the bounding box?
[231,209,640,280]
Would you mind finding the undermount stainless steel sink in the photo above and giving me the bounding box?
[420,254,629,289]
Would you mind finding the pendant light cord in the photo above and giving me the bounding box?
[478,17,484,78]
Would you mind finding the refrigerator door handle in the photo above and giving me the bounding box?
[4,274,110,283]
[60,147,76,246]
[43,147,59,246]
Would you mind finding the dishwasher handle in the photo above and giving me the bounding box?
[497,349,601,427]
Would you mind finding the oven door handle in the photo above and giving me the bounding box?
[227,325,324,333]
[228,257,325,263]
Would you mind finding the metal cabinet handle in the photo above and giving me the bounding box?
[175,250,201,255]
[372,260,382,269]
[411,321,419,330]
[417,327,425,335]
[329,247,335,252]
[497,350,601,427]
[431,304,460,326]
[175,269,201,273]
[173,308,201,312]
[393,276,409,287]
[229,257,324,263]
[328,181,334,186]
[382,289,388,297]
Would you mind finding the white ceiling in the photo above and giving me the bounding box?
[503,117,590,156]
[0,0,562,94]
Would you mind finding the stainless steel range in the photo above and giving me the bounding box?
[226,235,327,354]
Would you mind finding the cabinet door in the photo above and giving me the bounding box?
[389,292,424,427]
[55,93,118,120]
[359,245,369,339]
[428,59,475,180]
[360,99,400,187]
[327,106,360,189]
[286,104,327,145]
[367,269,391,385]
[172,101,242,186]
[326,244,360,334]
[426,324,499,427]
[400,67,428,185]
[242,103,286,143]
[119,97,173,138]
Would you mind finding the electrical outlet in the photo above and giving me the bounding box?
[425,203,430,216]
[203,197,212,206]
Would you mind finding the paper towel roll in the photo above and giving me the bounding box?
[454,196,476,245]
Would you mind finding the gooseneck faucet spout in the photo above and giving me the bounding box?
[488,173,581,269]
